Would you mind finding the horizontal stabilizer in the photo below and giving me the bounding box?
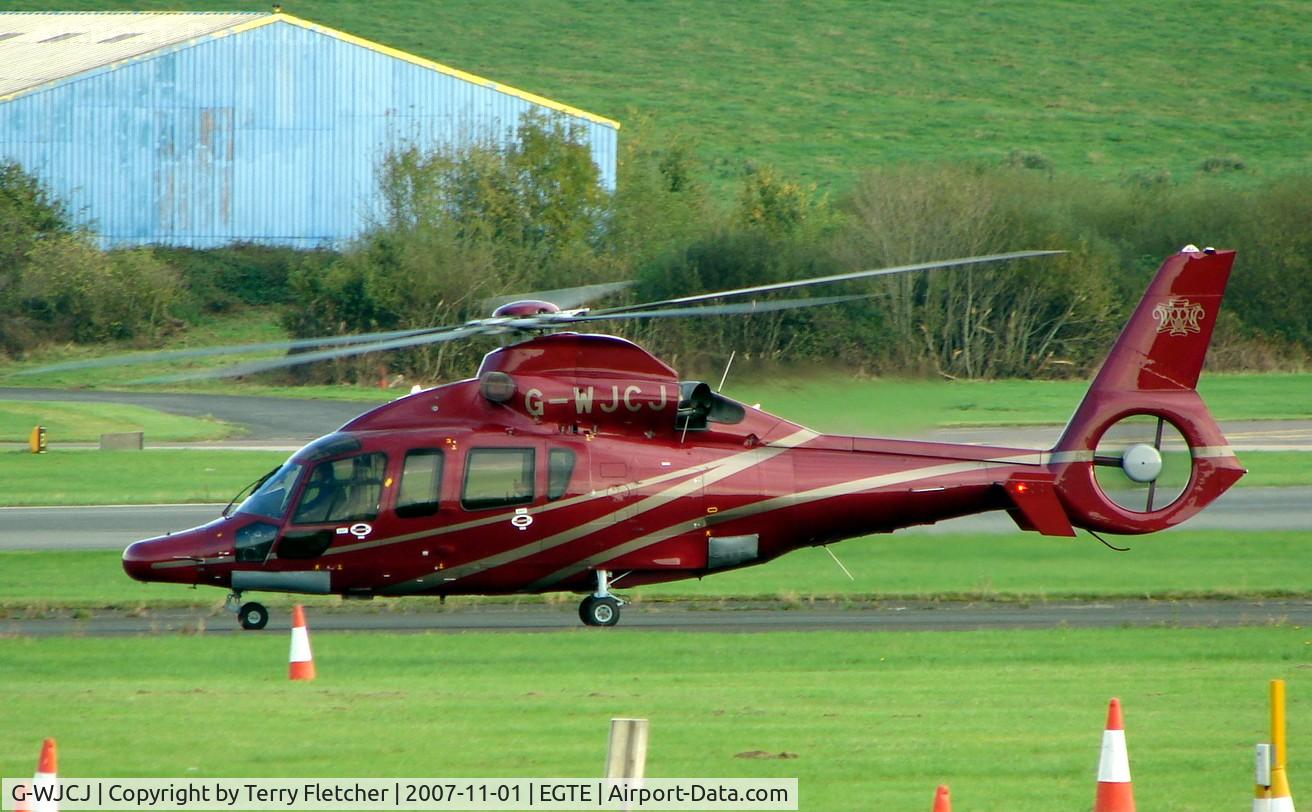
[1002,475,1076,537]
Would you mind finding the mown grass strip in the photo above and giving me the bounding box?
[0,628,1302,810]
[0,450,289,507]
[723,373,1312,434]
[3,530,1306,611]
[0,401,235,443]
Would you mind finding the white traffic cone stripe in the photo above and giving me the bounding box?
[1097,729,1132,783]
[289,626,312,663]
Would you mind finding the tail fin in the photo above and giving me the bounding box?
[1051,247,1245,533]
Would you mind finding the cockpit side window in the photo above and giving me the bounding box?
[291,451,387,524]
[461,448,535,511]
[396,448,444,518]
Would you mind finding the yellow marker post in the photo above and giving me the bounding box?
[1274,680,1288,772]
[1255,679,1295,812]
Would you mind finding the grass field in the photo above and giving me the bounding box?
[0,628,1303,810]
[3,529,1306,611]
[0,450,288,507]
[6,0,1307,192]
[0,401,235,444]
[724,372,1312,433]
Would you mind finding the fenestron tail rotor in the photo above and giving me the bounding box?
[1092,414,1192,513]
[20,250,1063,383]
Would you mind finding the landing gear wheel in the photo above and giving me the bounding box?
[238,601,269,630]
[579,595,621,627]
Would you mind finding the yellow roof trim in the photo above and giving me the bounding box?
[0,12,618,129]
[257,13,620,130]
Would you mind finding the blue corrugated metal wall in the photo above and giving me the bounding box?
[0,21,618,248]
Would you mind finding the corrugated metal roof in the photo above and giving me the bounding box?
[0,12,265,96]
[0,11,619,129]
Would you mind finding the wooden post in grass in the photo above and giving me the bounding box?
[100,431,144,450]
[605,718,649,780]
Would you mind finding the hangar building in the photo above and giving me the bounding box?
[0,11,619,248]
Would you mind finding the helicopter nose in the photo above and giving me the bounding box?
[122,539,157,581]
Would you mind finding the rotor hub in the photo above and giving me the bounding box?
[491,299,561,318]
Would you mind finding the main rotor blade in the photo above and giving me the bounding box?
[141,294,870,382]
[559,293,872,323]
[139,325,493,383]
[16,326,450,375]
[482,280,634,311]
[595,250,1064,316]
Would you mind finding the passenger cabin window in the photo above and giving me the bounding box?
[547,448,575,501]
[462,448,535,511]
[291,452,387,524]
[397,448,444,518]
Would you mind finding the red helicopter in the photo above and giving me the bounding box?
[80,247,1241,628]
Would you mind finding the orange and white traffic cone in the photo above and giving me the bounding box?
[32,738,58,812]
[1094,698,1135,812]
[931,784,951,812]
[288,605,315,681]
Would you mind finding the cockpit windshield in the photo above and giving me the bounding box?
[234,461,303,520]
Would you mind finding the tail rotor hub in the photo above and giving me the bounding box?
[1092,414,1192,513]
[1120,443,1163,483]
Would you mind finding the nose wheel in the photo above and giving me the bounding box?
[578,569,623,627]
[225,592,269,630]
[239,602,269,630]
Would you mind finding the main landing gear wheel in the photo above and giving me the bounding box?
[238,601,269,630]
[579,595,621,627]
[578,568,624,627]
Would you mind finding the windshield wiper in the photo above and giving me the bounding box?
[223,467,278,518]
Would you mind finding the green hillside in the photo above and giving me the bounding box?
[9,0,1310,192]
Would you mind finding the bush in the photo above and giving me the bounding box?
[12,127,1305,381]
[0,161,80,355]
[276,134,1312,384]
[18,236,180,343]
[833,165,1119,378]
[279,112,622,383]
[152,244,319,315]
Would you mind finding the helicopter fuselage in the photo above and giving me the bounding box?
[122,246,1248,626]
[121,333,1057,599]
